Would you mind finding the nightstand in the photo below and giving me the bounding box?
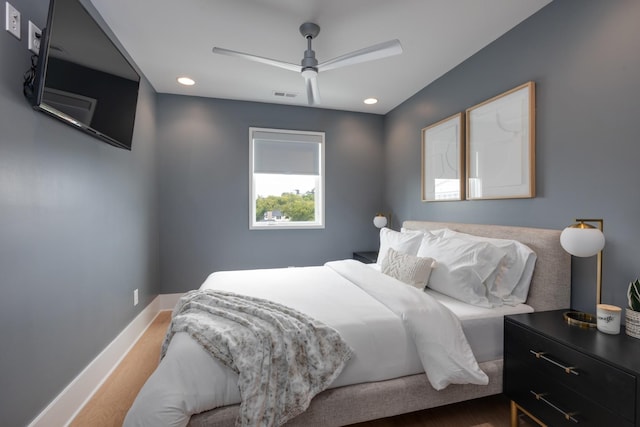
[353,251,378,264]
[504,310,640,427]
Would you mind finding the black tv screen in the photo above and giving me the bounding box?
[29,0,140,150]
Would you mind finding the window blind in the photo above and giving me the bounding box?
[253,131,321,175]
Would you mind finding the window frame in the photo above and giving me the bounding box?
[249,127,325,230]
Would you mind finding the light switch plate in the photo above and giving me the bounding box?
[28,20,40,53]
[5,2,21,40]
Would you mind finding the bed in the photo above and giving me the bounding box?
[125,221,570,427]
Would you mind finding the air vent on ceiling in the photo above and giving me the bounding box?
[273,91,298,98]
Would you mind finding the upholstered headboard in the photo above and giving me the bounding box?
[402,221,571,312]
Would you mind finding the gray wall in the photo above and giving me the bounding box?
[4,0,639,425]
[384,0,640,313]
[157,95,385,293]
[0,1,159,425]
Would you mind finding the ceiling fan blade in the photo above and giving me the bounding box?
[317,39,403,72]
[303,72,321,105]
[212,47,301,72]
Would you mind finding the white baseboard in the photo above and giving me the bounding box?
[158,293,183,310]
[28,293,184,427]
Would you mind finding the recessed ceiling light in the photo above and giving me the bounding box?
[177,77,195,86]
[363,98,378,105]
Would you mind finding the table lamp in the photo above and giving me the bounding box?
[373,213,389,229]
[560,218,605,327]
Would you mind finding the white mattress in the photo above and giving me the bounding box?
[426,289,533,362]
[365,263,533,362]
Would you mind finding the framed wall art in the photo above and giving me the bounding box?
[421,112,464,201]
[466,81,535,200]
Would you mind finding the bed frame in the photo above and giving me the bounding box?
[188,221,571,426]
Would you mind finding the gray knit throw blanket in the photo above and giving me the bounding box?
[161,290,353,427]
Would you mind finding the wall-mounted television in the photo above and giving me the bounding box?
[27,0,140,150]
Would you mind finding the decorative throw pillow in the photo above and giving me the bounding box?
[381,248,435,289]
[376,227,424,266]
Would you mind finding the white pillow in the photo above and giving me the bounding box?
[381,248,435,289]
[417,233,506,307]
[441,229,537,305]
[377,227,423,266]
[401,227,447,237]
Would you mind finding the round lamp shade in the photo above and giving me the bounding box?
[373,215,388,228]
[560,224,605,257]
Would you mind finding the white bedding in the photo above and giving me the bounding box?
[366,263,533,362]
[426,289,533,362]
[124,260,487,427]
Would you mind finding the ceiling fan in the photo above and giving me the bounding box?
[212,22,403,106]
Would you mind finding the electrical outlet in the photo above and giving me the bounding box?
[28,20,40,53]
[134,289,139,306]
[5,2,20,40]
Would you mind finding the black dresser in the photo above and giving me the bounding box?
[504,310,640,427]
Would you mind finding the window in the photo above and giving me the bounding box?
[249,127,325,230]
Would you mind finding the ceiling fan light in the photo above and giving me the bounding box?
[301,68,317,78]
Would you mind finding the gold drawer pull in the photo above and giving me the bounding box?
[529,350,579,375]
[530,390,579,423]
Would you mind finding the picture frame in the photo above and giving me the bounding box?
[421,112,465,202]
[466,81,535,200]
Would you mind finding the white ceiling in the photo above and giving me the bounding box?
[90,0,551,114]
